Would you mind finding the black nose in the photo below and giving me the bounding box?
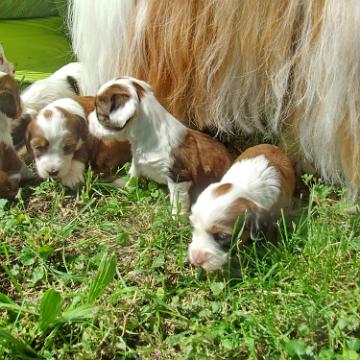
[48,170,59,177]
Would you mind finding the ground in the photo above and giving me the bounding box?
[0,168,359,359]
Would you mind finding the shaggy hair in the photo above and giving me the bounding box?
[68,0,360,196]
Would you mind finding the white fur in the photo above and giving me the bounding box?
[61,160,85,188]
[0,112,13,147]
[168,179,192,215]
[0,45,15,75]
[68,0,137,94]
[21,63,82,114]
[90,78,189,207]
[68,1,360,196]
[33,99,85,187]
[189,155,281,271]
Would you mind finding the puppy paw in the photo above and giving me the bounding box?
[112,178,127,188]
[61,172,84,188]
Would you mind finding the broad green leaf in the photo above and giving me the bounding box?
[20,247,36,266]
[61,304,96,322]
[88,252,116,304]
[39,289,63,331]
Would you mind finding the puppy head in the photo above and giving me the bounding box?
[90,77,150,140]
[0,170,19,199]
[0,72,21,119]
[189,182,264,272]
[26,98,87,179]
[0,46,15,76]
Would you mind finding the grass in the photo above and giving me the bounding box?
[0,167,359,359]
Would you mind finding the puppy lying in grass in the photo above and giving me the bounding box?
[0,72,32,198]
[188,144,295,271]
[25,96,131,188]
[88,76,232,214]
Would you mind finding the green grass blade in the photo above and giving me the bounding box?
[87,252,116,304]
[0,327,39,359]
[39,289,63,332]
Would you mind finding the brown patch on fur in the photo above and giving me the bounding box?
[95,84,133,130]
[43,109,53,119]
[212,183,232,197]
[0,143,23,199]
[73,96,95,117]
[0,73,22,119]
[91,140,131,175]
[170,129,232,203]
[0,170,19,199]
[0,143,23,174]
[11,113,33,150]
[236,144,295,212]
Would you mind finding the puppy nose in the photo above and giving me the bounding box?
[48,170,59,177]
[191,250,210,266]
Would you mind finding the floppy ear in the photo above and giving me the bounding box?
[12,113,32,149]
[0,90,17,118]
[75,115,88,141]
[129,78,152,99]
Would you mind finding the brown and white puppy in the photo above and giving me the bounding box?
[26,96,131,187]
[88,76,232,213]
[0,72,32,198]
[189,144,295,272]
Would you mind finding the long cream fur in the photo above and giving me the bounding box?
[68,0,360,196]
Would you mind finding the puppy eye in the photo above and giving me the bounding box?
[33,144,46,151]
[213,232,231,249]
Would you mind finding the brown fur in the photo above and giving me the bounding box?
[0,73,21,119]
[212,183,232,197]
[0,143,23,199]
[236,144,296,212]
[73,95,132,174]
[170,129,232,203]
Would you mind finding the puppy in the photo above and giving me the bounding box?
[88,76,232,213]
[26,96,131,187]
[188,144,295,272]
[0,72,32,198]
[0,45,15,76]
[21,62,82,115]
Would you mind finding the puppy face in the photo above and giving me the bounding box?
[0,170,19,199]
[90,77,149,140]
[0,46,15,76]
[189,182,260,272]
[26,99,87,179]
[0,72,22,119]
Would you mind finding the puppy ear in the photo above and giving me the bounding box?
[12,113,32,149]
[67,75,80,95]
[0,90,17,118]
[130,79,152,99]
[75,115,88,141]
[25,115,36,155]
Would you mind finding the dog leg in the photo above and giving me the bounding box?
[61,160,85,188]
[168,179,192,215]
